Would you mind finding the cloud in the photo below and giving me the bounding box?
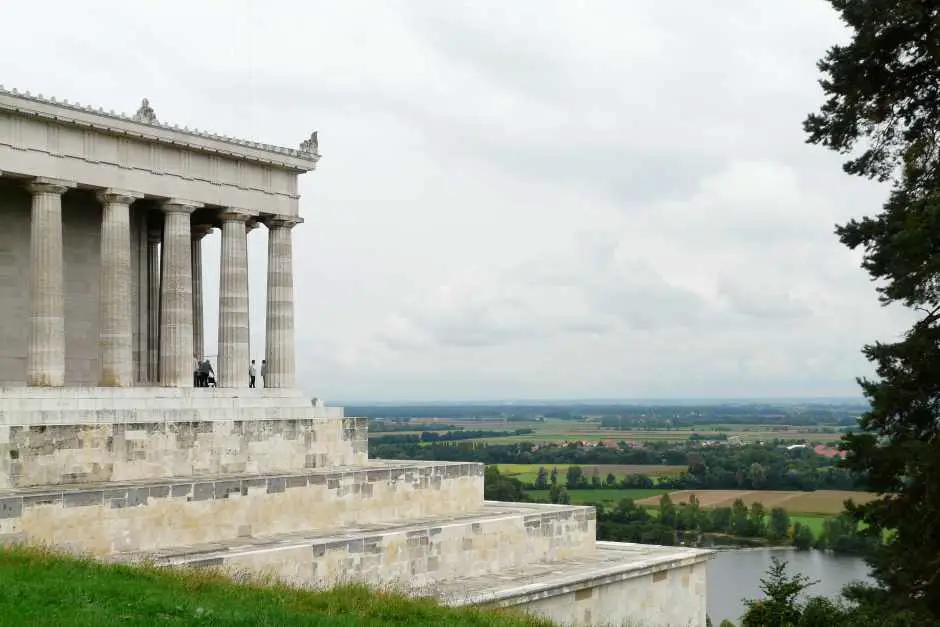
[0,0,911,401]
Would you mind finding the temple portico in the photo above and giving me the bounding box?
[0,89,317,389]
[0,175,300,389]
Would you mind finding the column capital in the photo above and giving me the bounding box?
[97,189,143,206]
[28,178,76,196]
[191,224,214,240]
[264,215,303,229]
[162,199,202,214]
[218,210,252,223]
[147,228,162,245]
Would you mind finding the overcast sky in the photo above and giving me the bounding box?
[2,1,911,402]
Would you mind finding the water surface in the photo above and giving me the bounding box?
[707,548,872,624]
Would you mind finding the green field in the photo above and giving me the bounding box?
[790,514,827,536]
[496,463,686,484]
[0,547,551,627]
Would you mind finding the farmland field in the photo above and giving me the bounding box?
[496,463,686,483]
[526,488,670,505]
[635,489,878,515]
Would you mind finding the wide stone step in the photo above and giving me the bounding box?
[437,541,713,627]
[0,461,483,554]
[108,502,597,590]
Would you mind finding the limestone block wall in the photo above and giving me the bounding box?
[176,505,596,591]
[0,462,484,555]
[0,184,146,385]
[305,506,596,589]
[0,416,368,488]
[514,555,708,627]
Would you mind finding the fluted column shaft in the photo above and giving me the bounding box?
[265,217,299,388]
[159,200,200,387]
[191,226,211,361]
[147,229,161,383]
[27,179,73,387]
[97,190,141,386]
[217,212,250,388]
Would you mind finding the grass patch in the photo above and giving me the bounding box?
[789,514,828,536]
[0,546,553,627]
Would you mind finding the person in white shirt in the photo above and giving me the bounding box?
[249,360,257,388]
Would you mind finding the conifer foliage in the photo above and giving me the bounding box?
[806,1,940,621]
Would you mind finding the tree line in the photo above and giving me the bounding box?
[373,440,860,492]
[368,428,533,445]
[484,466,872,555]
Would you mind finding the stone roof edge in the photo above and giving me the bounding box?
[0,85,320,172]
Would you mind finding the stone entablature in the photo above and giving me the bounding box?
[0,88,318,218]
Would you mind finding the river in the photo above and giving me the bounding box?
[707,548,872,624]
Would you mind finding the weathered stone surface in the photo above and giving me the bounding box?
[113,502,596,589]
[264,217,299,388]
[97,190,141,387]
[0,419,365,489]
[217,212,250,388]
[0,461,484,554]
[441,542,711,627]
[26,180,73,387]
[158,201,199,387]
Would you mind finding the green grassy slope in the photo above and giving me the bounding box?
[0,547,554,627]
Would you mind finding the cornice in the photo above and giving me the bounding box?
[0,86,321,173]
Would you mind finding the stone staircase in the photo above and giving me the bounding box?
[0,389,712,626]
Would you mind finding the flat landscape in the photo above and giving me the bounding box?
[497,463,686,483]
[526,488,670,505]
[634,489,878,515]
[373,417,845,445]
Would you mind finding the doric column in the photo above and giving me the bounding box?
[97,190,142,387]
[217,211,251,388]
[264,216,301,389]
[191,225,212,361]
[159,200,201,387]
[27,179,74,387]
[147,227,161,383]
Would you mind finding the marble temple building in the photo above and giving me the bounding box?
[0,87,712,627]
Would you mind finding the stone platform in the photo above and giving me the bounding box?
[442,542,711,627]
[0,460,484,554]
[0,389,712,627]
[0,388,366,488]
[108,502,597,589]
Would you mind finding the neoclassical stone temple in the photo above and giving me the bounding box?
[0,88,711,627]
[0,93,303,389]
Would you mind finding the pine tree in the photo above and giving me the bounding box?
[806,1,940,620]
